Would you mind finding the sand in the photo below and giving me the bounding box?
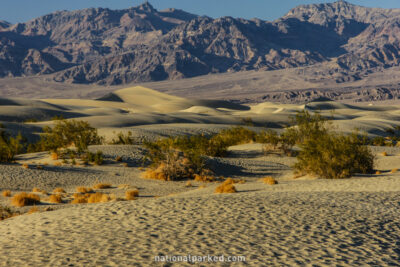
[1,86,400,266]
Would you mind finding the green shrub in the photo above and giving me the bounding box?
[294,131,374,179]
[37,119,102,153]
[0,131,25,162]
[111,131,135,145]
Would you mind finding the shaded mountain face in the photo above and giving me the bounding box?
[2,1,400,85]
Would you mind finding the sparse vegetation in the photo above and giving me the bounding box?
[261,176,278,185]
[53,188,66,194]
[0,205,19,220]
[215,180,237,194]
[0,130,26,163]
[49,194,62,204]
[125,190,139,200]
[93,183,112,189]
[2,190,11,197]
[11,192,41,207]
[87,193,111,203]
[111,131,135,145]
[76,187,93,193]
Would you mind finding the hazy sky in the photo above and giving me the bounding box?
[2,0,400,24]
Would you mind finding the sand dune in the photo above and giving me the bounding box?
[1,86,400,266]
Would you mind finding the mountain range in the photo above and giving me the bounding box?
[1,1,400,87]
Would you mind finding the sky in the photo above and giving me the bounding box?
[2,0,400,24]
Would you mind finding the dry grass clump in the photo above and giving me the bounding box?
[185,181,193,187]
[54,162,62,166]
[381,152,388,156]
[1,205,19,220]
[36,165,43,170]
[87,193,111,203]
[2,190,11,197]
[53,188,66,194]
[49,194,62,204]
[260,176,278,185]
[376,171,382,175]
[71,194,89,204]
[125,190,139,200]
[115,156,122,162]
[28,206,39,214]
[215,179,238,194]
[76,187,93,193]
[11,192,41,207]
[215,183,237,194]
[51,152,59,160]
[194,174,216,183]
[93,183,112,189]
[22,163,29,169]
[391,168,398,174]
[32,187,42,193]
[118,184,131,189]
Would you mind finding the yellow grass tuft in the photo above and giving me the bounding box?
[22,163,29,169]
[376,171,382,175]
[71,194,89,204]
[115,156,122,162]
[54,162,62,166]
[125,190,139,200]
[2,190,11,197]
[11,192,41,207]
[260,176,278,185]
[36,165,43,170]
[87,193,111,203]
[381,152,388,156]
[118,184,131,189]
[185,181,193,187]
[391,168,398,174]
[215,183,237,194]
[53,188,66,194]
[142,168,167,181]
[76,187,93,193]
[32,187,42,193]
[194,174,215,183]
[49,194,62,204]
[51,152,59,160]
[93,183,112,189]
[28,206,39,214]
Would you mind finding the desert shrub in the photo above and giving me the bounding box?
[71,194,89,204]
[115,156,123,162]
[11,192,41,207]
[53,188,66,194]
[76,187,93,193]
[125,190,139,200]
[111,131,135,145]
[93,183,112,189]
[0,131,26,163]
[37,119,103,153]
[391,168,398,174]
[52,115,64,121]
[87,193,111,203]
[215,181,237,194]
[49,194,62,204]
[260,176,278,185]
[94,151,104,165]
[371,136,387,146]
[2,190,11,197]
[28,206,39,214]
[0,205,19,220]
[241,117,254,126]
[294,131,374,179]
[32,188,42,193]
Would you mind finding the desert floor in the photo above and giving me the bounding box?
[1,87,400,266]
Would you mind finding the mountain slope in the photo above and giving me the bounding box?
[2,1,400,85]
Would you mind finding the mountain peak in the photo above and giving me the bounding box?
[137,1,156,12]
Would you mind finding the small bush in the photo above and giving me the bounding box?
[125,190,139,200]
[1,205,19,220]
[94,151,104,165]
[260,177,278,185]
[71,194,89,204]
[2,190,11,197]
[36,119,103,153]
[215,183,237,194]
[93,183,112,189]
[87,193,111,203]
[32,188,42,193]
[111,131,135,145]
[381,152,388,156]
[11,192,41,207]
[391,168,398,174]
[53,188,66,194]
[49,194,62,204]
[76,187,93,193]
[0,130,26,162]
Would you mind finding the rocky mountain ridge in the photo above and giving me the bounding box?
[1,1,400,86]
